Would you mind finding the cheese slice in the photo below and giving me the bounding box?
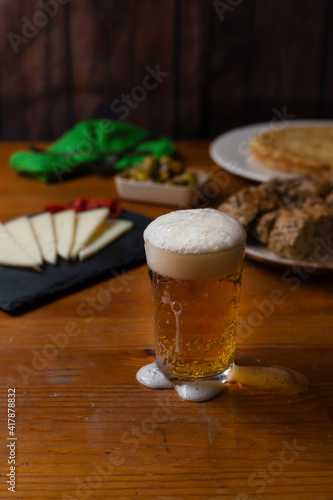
[0,222,40,268]
[70,208,109,259]
[5,216,43,266]
[79,219,133,261]
[30,212,57,265]
[53,209,76,260]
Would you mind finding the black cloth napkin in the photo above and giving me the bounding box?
[0,210,152,313]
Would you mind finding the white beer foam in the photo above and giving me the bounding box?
[144,209,246,280]
[144,209,244,254]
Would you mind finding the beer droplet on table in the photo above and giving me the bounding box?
[226,364,308,396]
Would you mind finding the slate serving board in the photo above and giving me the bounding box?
[0,210,152,313]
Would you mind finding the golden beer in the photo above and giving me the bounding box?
[144,209,246,381]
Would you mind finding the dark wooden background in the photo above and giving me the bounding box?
[0,0,332,141]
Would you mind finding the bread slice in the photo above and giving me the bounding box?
[250,126,333,174]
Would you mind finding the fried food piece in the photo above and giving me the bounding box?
[268,201,333,260]
[218,174,329,229]
[249,209,283,245]
[250,126,333,175]
[258,175,333,206]
[219,174,333,260]
[325,190,333,208]
[218,186,280,230]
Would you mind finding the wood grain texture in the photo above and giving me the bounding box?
[70,0,175,135]
[176,0,209,138]
[0,0,73,140]
[0,141,332,499]
[0,0,333,140]
[243,0,327,124]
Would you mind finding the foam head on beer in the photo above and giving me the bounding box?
[144,208,246,280]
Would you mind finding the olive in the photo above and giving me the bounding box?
[126,167,140,179]
[135,169,150,181]
[155,163,171,182]
[121,170,132,179]
[142,156,159,178]
[126,167,148,181]
[159,155,173,165]
[181,171,196,186]
[159,169,171,182]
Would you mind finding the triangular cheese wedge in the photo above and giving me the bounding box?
[30,212,57,265]
[0,222,40,268]
[5,216,43,266]
[79,219,133,261]
[53,209,76,260]
[70,208,109,259]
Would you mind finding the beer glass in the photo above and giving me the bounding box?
[144,208,246,382]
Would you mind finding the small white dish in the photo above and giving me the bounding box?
[209,120,333,182]
[115,170,211,207]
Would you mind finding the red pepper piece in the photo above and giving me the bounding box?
[44,204,66,214]
[109,201,122,217]
[85,199,103,210]
[85,198,122,216]
[72,197,88,213]
[44,198,122,216]
[85,198,110,210]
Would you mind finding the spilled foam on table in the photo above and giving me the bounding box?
[136,361,308,403]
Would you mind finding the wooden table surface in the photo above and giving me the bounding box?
[0,142,332,500]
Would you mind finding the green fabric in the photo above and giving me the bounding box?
[9,120,176,183]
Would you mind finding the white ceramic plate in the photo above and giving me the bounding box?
[245,238,333,276]
[115,170,211,207]
[209,120,333,182]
